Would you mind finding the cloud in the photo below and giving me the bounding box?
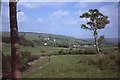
[2,2,118,38]
[49,10,69,20]
[99,4,118,21]
[2,3,9,31]
[17,11,28,22]
[74,2,88,9]
[74,3,118,38]
[4,0,119,2]
[2,2,28,31]
[18,2,45,8]
[98,3,118,38]
[35,10,68,25]
[63,19,79,25]
[99,4,118,27]
[35,17,43,24]
[18,2,67,9]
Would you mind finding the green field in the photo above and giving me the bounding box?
[23,56,50,77]
[25,55,118,78]
[2,43,67,55]
[2,44,119,78]
[2,43,11,54]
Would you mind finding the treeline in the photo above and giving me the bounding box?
[57,48,97,55]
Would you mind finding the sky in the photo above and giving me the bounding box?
[2,2,118,39]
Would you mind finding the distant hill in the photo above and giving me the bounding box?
[83,38,118,46]
[2,32,91,47]
[2,32,118,47]
[105,38,118,45]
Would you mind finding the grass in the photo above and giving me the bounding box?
[2,43,66,55]
[23,57,49,77]
[2,43,118,78]
[27,55,118,78]
[24,33,39,40]
[2,43,11,54]
[20,45,66,55]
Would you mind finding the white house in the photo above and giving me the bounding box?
[45,38,47,40]
[45,38,49,40]
[53,39,56,42]
[44,43,47,46]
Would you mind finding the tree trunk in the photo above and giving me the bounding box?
[94,31,101,54]
[9,0,22,79]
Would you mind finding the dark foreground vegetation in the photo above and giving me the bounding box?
[2,51,40,78]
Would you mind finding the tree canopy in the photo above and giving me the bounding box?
[80,9,110,31]
[80,9,110,54]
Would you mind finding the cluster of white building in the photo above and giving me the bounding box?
[73,44,96,48]
[43,37,95,48]
[44,38,56,46]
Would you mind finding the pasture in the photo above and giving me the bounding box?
[25,55,118,78]
[2,43,66,55]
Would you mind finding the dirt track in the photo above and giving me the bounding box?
[23,56,51,77]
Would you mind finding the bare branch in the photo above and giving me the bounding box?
[17,10,21,12]
[16,0,20,3]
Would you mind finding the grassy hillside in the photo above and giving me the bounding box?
[2,32,117,46]
[2,32,91,48]
[84,38,118,46]
[2,32,89,42]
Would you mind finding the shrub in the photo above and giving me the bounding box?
[28,55,39,62]
[2,37,11,43]
[95,49,119,71]
[78,56,96,65]
[83,48,97,55]
[57,48,97,55]
[58,49,65,55]
[2,51,40,73]
[20,35,34,47]
[69,49,78,55]
[78,47,119,71]
[20,51,39,71]
[2,52,11,73]
[41,50,46,53]
[53,51,59,55]
[20,51,31,64]
[96,54,109,69]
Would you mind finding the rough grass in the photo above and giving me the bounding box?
[2,43,11,54]
[23,57,49,77]
[2,43,118,78]
[2,44,65,55]
[27,55,118,78]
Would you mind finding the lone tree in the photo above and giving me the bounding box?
[80,9,110,54]
[9,0,22,78]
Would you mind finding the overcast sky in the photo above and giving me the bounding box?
[2,2,118,38]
